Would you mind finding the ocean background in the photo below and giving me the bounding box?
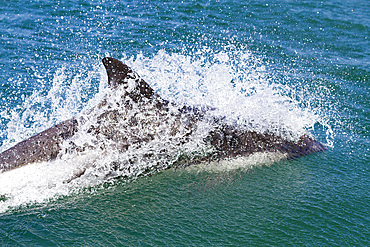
[0,0,368,246]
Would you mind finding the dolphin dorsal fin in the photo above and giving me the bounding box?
[102,57,134,88]
[102,57,160,102]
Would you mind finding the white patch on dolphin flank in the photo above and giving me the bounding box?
[186,151,289,173]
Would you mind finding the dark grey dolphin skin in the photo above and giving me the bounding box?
[0,119,78,172]
[0,57,326,173]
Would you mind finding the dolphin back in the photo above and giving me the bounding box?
[207,126,327,160]
[0,119,78,173]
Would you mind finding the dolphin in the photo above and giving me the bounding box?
[0,57,326,174]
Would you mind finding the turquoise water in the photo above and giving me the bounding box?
[0,0,369,246]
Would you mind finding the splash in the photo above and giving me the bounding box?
[0,47,330,213]
[125,48,322,140]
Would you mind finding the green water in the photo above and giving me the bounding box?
[0,0,369,246]
[4,157,356,246]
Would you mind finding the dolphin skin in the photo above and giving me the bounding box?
[0,57,326,174]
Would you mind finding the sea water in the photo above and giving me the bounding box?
[0,0,368,246]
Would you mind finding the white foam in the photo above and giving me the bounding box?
[0,159,81,213]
